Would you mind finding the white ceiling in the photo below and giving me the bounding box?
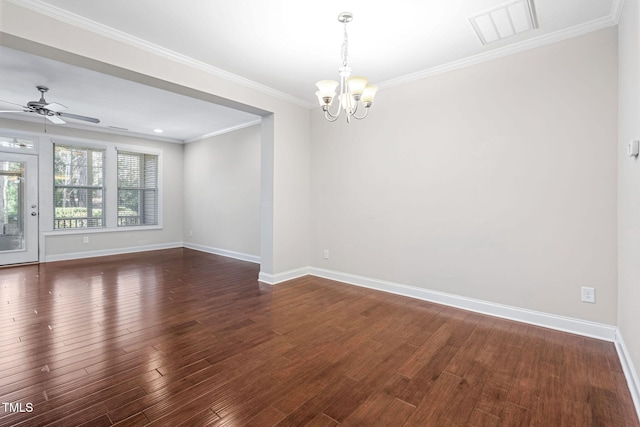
[0,0,620,142]
[0,46,263,143]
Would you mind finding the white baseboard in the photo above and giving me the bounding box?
[615,330,640,422]
[44,242,183,262]
[308,267,617,342]
[184,242,260,264]
[258,267,310,285]
[41,241,621,344]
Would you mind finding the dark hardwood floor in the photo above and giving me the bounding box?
[0,248,637,426]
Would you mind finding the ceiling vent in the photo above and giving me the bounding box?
[469,0,538,45]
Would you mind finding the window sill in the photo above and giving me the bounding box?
[41,225,163,236]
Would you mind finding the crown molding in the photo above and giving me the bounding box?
[5,0,311,109]
[0,113,184,143]
[184,118,262,143]
[611,0,626,23]
[6,0,623,110]
[378,14,620,90]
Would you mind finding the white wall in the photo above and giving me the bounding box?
[311,28,618,325]
[183,124,261,260]
[617,0,640,412]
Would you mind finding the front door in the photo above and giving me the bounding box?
[0,153,38,265]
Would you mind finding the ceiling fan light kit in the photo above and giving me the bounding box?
[315,12,378,123]
[0,85,100,125]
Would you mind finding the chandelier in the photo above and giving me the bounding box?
[315,12,378,123]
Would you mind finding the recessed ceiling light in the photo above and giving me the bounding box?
[154,129,163,133]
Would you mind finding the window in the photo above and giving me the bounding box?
[0,136,36,151]
[117,151,158,226]
[50,140,161,232]
[54,144,104,229]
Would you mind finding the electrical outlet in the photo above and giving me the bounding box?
[323,249,329,259]
[581,287,595,303]
[189,230,193,237]
[83,236,89,244]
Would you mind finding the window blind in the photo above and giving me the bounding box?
[117,151,158,226]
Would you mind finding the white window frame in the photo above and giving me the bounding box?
[53,142,106,230]
[45,138,163,233]
[0,129,39,154]
[115,145,162,228]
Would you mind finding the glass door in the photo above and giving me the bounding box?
[0,153,38,265]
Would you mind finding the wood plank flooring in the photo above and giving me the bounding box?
[0,248,637,426]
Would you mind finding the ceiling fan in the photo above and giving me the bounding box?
[0,85,100,124]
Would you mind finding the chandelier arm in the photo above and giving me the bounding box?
[349,100,359,116]
[352,105,370,120]
[324,95,343,118]
[324,109,341,122]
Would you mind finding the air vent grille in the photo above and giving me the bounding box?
[469,0,538,45]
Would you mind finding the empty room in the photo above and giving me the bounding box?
[0,0,639,425]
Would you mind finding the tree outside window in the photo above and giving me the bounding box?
[53,145,104,229]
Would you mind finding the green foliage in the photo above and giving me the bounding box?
[54,145,104,186]
[54,207,103,218]
[118,206,138,216]
[1,163,23,222]
[4,180,19,220]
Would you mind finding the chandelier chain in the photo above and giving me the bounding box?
[341,23,349,67]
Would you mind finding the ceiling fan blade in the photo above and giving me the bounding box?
[58,112,100,124]
[0,99,28,108]
[45,102,67,112]
[0,109,26,113]
[46,114,65,124]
